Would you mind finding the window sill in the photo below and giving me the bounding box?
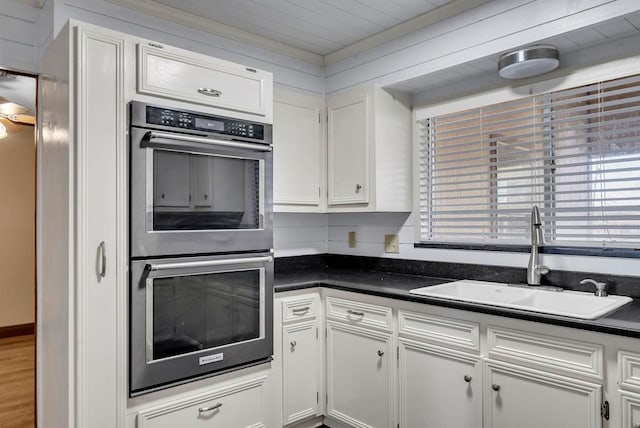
[413,242,640,258]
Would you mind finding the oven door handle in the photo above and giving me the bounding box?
[146,256,273,273]
[147,131,272,152]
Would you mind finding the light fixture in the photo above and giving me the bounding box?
[498,45,560,79]
[0,122,7,139]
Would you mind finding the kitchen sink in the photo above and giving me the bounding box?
[409,279,632,320]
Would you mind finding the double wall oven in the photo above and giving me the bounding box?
[129,101,273,395]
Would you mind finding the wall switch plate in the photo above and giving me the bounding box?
[348,231,357,248]
[384,234,399,253]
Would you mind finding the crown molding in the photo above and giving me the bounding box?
[323,0,493,66]
[106,0,325,66]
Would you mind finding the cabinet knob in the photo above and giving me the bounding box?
[464,375,472,383]
[161,193,165,199]
[377,350,384,357]
[204,194,208,200]
[491,384,501,392]
[290,341,297,348]
[355,184,362,193]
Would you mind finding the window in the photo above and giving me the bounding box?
[418,74,640,248]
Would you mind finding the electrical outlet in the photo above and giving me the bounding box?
[384,234,399,253]
[348,231,357,248]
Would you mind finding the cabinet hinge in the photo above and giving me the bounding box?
[316,327,318,339]
[318,112,321,123]
[317,391,319,403]
[601,400,610,420]
[326,394,328,406]
[318,187,321,198]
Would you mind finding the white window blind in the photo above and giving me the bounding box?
[418,74,640,247]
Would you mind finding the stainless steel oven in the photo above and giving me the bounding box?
[130,101,273,258]
[130,253,273,394]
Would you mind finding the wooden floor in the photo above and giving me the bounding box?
[0,335,34,428]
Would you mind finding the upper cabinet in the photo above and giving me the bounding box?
[273,86,324,212]
[327,85,412,212]
[137,44,273,122]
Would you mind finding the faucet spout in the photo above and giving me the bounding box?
[527,205,549,285]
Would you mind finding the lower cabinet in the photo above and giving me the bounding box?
[484,360,602,428]
[622,392,640,428]
[398,338,482,428]
[137,376,268,428]
[326,321,394,428]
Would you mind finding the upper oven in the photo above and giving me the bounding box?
[130,101,273,258]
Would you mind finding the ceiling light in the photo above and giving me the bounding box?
[0,122,7,139]
[498,45,560,79]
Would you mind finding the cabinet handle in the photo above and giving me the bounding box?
[197,87,222,97]
[292,307,310,314]
[347,309,364,317]
[290,341,297,347]
[377,350,384,357]
[355,184,362,193]
[199,403,222,413]
[464,375,472,383]
[97,241,106,279]
[491,384,501,392]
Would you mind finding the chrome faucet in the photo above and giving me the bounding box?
[527,205,550,285]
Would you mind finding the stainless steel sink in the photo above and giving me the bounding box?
[409,280,632,319]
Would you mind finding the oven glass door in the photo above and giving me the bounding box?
[130,128,273,257]
[151,149,262,231]
[130,254,274,394]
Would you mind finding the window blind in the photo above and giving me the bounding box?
[418,73,640,247]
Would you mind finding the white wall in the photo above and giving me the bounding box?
[0,1,40,73]
[274,213,327,257]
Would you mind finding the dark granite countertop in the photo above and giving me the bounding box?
[275,268,640,339]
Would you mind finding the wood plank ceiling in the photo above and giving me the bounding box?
[151,0,456,55]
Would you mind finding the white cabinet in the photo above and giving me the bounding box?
[397,310,482,428]
[137,376,268,428]
[137,43,273,122]
[326,85,412,212]
[280,294,321,425]
[325,296,394,428]
[273,86,324,212]
[40,22,127,427]
[484,360,602,428]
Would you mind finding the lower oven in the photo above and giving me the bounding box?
[129,252,273,395]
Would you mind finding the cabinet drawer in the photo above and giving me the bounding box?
[281,294,319,323]
[487,326,603,380]
[620,351,640,392]
[138,377,266,428]
[138,44,271,118]
[398,310,479,353]
[326,296,392,331]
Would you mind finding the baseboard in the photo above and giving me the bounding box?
[0,323,35,338]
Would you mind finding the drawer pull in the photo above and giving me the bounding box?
[347,309,365,317]
[199,403,222,413]
[292,307,310,314]
[197,87,222,97]
[464,375,472,383]
[491,384,501,392]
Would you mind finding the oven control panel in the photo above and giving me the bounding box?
[145,105,264,140]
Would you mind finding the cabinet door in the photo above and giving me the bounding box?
[192,156,212,208]
[138,44,271,118]
[75,26,125,427]
[622,392,640,428]
[283,321,320,424]
[327,91,369,205]
[398,339,481,428]
[484,360,602,428]
[326,321,394,428]
[273,87,322,210]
